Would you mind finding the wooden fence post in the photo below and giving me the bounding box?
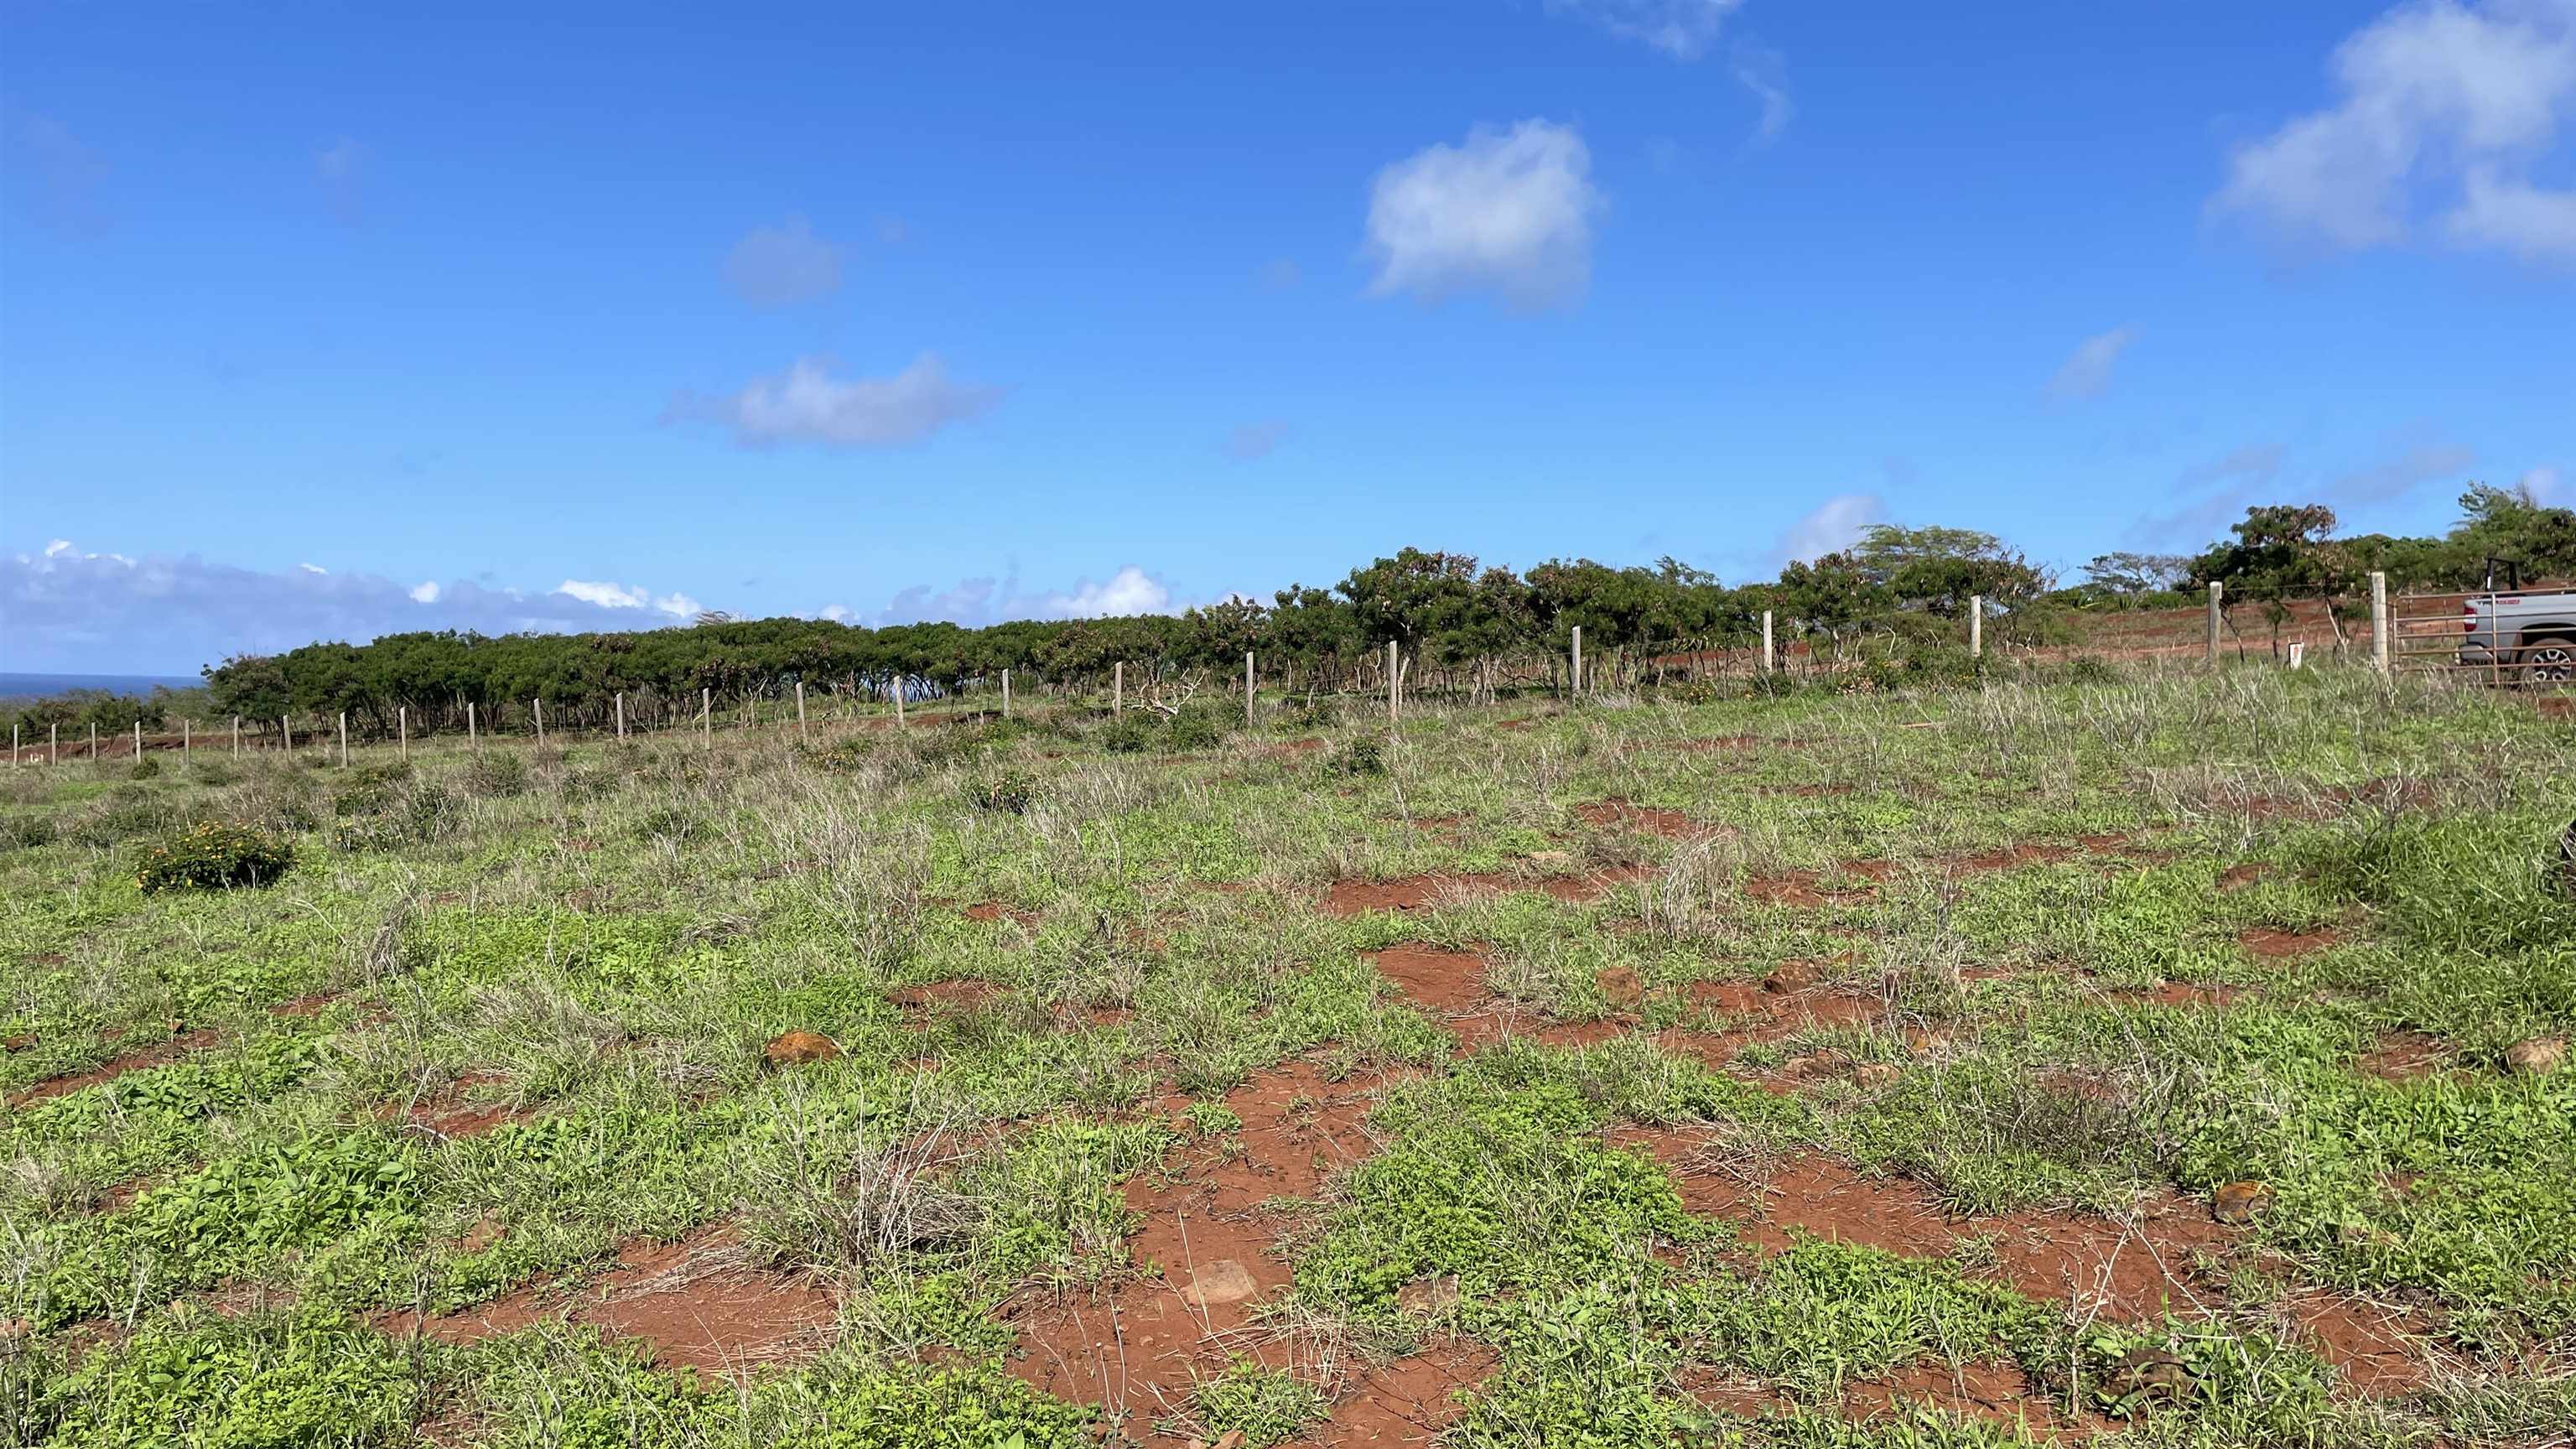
[615,693,626,742]
[1761,610,1775,674]
[1571,626,1582,697]
[9,724,16,768]
[534,698,545,745]
[1245,651,1255,728]
[795,682,808,741]
[1388,641,1400,721]
[2369,571,2390,673]
[1968,595,1984,658]
[1002,669,1012,719]
[89,723,98,766]
[133,721,143,761]
[399,706,409,761]
[702,688,713,749]
[182,718,190,761]
[338,712,349,766]
[231,717,239,756]
[50,724,59,766]
[894,676,906,728]
[1113,662,1123,717]
[2206,582,2224,666]
[281,717,291,758]
[467,702,479,752]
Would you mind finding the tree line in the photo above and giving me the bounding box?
[8,482,2568,741]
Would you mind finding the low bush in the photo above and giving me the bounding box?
[1322,738,1385,777]
[970,771,1036,815]
[462,750,530,797]
[137,823,294,893]
[1098,715,1156,755]
[1167,704,1230,750]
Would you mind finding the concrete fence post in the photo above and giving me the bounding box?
[1113,662,1123,717]
[338,712,349,766]
[182,718,190,761]
[2369,571,2391,673]
[467,702,479,752]
[1002,669,1011,719]
[1571,626,1583,698]
[615,693,626,741]
[534,698,546,745]
[1245,651,1255,728]
[52,724,60,766]
[230,717,239,757]
[795,682,808,741]
[1388,640,1400,721]
[134,721,143,761]
[1761,610,1774,675]
[280,718,291,758]
[1969,595,1984,658]
[399,706,408,761]
[2288,641,2307,670]
[89,723,98,766]
[701,688,713,748]
[894,676,906,728]
[2206,582,2224,666]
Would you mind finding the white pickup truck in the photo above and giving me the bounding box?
[2461,569,2576,683]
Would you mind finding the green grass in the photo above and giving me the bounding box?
[2,664,2571,1447]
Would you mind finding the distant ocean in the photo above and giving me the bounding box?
[0,673,202,703]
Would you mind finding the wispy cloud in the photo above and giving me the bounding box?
[665,353,1000,449]
[2212,0,2576,264]
[825,564,1192,629]
[724,215,844,307]
[2047,326,2137,402]
[1365,119,1601,311]
[1545,0,1745,60]
[1731,43,1793,145]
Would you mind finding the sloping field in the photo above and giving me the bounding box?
[3,667,2572,1448]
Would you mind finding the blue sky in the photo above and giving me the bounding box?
[4,0,2571,674]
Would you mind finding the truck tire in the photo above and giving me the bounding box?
[2521,635,2576,686]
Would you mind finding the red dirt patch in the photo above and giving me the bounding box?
[1369,944,1491,1015]
[387,1223,834,1374]
[891,979,1005,1014]
[270,994,340,1018]
[399,1073,527,1140]
[1577,800,1717,839]
[2238,927,2341,958]
[1843,1358,2074,1435]
[963,901,1041,926]
[2131,981,2242,1008]
[2285,1290,2454,1394]
[2357,1030,2449,1081]
[1287,1340,1498,1448]
[1004,1058,1405,1439]
[6,1026,221,1109]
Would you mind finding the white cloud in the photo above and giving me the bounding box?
[298,563,328,574]
[1225,421,1290,461]
[1365,120,1601,311]
[2048,326,2137,402]
[3,545,719,674]
[1042,567,1172,618]
[724,215,844,307]
[554,579,650,610]
[1545,0,1744,60]
[1732,44,1794,145]
[667,353,1000,449]
[1775,493,1885,564]
[2525,464,2567,501]
[2213,0,2576,263]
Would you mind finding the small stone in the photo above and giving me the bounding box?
[2212,1181,2272,1223]
[1852,1062,1900,1088]
[1596,966,1644,1010]
[763,1030,841,1067]
[1395,1274,1462,1316]
[2503,1036,2568,1077]
[1182,1259,1260,1307]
